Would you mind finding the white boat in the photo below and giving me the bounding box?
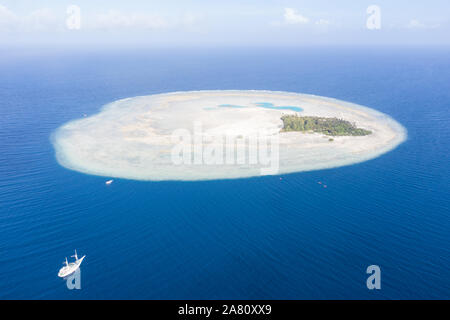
[58,250,85,278]
[105,179,114,185]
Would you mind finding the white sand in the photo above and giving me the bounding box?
[51,90,407,181]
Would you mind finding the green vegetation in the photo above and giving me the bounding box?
[281,115,372,136]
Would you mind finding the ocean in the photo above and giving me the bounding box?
[0,46,449,299]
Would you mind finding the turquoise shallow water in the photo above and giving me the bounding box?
[254,102,303,112]
[0,47,449,299]
[218,104,245,108]
[217,102,303,112]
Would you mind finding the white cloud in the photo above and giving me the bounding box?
[314,19,333,32]
[0,5,15,19]
[315,19,331,26]
[272,9,333,30]
[0,5,19,31]
[0,5,198,33]
[406,19,440,29]
[0,5,61,32]
[92,10,169,30]
[26,8,60,31]
[283,8,309,25]
[88,10,199,31]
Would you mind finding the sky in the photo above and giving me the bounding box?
[0,0,449,47]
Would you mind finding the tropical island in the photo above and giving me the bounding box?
[281,115,372,136]
[52,90,406,181]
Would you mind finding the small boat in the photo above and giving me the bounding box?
[105,179,114,185]
[58,250,85,278]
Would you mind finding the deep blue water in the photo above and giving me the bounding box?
[0,47,449,299]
